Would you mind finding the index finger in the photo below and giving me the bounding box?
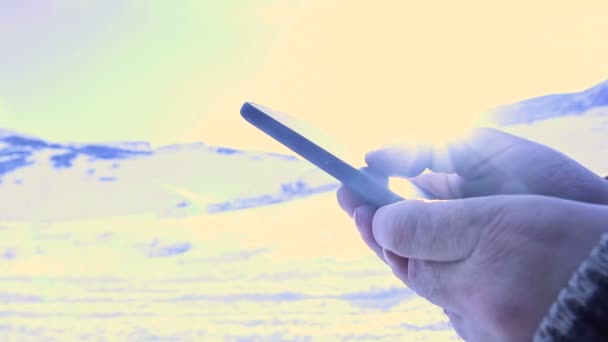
[364,128,526,179]
[336,167,390,217]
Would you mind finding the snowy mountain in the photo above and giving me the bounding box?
[481,80,608,177]
[0,131,337,221]
[486,80,608,126]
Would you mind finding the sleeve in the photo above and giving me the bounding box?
[533,233,608,341]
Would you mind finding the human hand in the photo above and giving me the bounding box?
[360,128,608,204]
[357,195,608,341]
[336,128,608,340]
[336,128,608,264]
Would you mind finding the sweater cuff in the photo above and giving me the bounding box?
[534,233,608,341]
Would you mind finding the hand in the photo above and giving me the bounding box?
[336,128,608,264]
[358,195,608,341]
[361,128,608,204]
[336,128,608,341]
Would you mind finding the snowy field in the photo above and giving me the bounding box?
[1,106,607,341]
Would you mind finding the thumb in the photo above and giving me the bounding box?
[372,196,514,261]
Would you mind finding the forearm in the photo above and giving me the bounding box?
[534,234,608,341]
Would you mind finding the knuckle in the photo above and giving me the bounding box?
[407,258,421,292]
[408,260,445,305]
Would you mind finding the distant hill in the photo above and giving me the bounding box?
[486,80,608,126]
[0,130,336,220]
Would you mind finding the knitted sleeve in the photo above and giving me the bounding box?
[534,234,608,341]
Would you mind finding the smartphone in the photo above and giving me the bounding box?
[240,102,431,207]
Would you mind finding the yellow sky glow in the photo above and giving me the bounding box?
[188,0,607,157]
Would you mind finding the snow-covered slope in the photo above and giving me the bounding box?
[486,80,608,126]
[484,80,608,176]
[0,133,336,221]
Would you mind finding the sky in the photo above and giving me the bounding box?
[1,0,607,157]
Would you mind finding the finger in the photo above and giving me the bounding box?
[337,167,390,217]
[365,128,528,179]
[364,142,434,177]
[405,258,462,309]
[367,128,608,203]
[371,197,504,261]
[354,206,386,264]
[383,249,408,281]
[359,166,390,188]
[386,241,464,311]
[337,186,364,218]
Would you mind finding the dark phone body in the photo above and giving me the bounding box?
[240,102,405,207]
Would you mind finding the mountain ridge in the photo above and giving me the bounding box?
[0,130,300,177]
[486,80,608,126]
[0,129,335,220]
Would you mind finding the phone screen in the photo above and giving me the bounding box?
[240,102,431,206]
